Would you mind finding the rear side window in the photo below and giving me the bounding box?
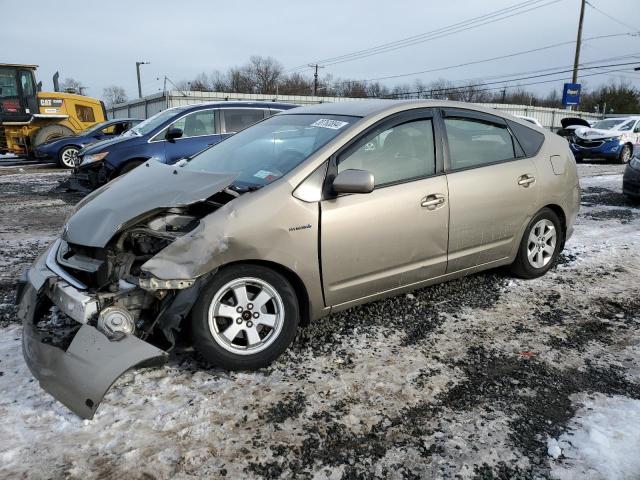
[444,117,518,170]
[507,120,545,157]
[223,109,265,133]
[75,104,95,122]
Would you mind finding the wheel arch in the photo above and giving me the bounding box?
[214,259,312,327]
[116,157,150,175]
[541,203,567,248]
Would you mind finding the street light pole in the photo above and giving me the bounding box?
[136,61,150,99]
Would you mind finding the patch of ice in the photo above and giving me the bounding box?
[551,394,640,480]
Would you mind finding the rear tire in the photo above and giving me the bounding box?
[32,125,74,147]
[510,208,563,279]
[191,264,299,370]
[58,146,80,169]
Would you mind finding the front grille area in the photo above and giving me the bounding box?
[56,241,109,289]
[574,138,605,148]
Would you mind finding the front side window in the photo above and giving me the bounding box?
[445,117,518,170]
[338,119,435,186]
[75,104,96,122]
[183,114,357,189]
[222,109,265,133]
[171,110,216,138]
[619,121,634,131]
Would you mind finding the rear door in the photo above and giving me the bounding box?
[162,108,221,163]
[441,108,539,273]
[320,109,449,306]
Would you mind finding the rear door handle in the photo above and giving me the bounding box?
[421,194,446,210]
[518,174,536,187]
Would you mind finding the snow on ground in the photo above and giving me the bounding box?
[550,393,640,480]
[0,163,638,479]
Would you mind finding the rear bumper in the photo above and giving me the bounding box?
[623,164,640,198]
[18,243,168,419]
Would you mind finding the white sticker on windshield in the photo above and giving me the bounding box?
[253,170,280,180]
[311,119,349,130]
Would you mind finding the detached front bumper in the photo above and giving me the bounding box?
[17,243,168,419]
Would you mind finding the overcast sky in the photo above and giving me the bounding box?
[3,0,639,100]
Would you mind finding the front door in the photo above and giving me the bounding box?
[441,108,539,272]
[321,111,449,306]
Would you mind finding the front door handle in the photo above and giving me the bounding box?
[518,174,536,187]
[421,194,446,210]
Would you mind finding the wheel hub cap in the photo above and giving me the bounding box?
[207,277,284,355]
[526,219,557,269]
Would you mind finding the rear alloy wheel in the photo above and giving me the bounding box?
[58,146,80,168]
[618,144,632,164]
[191,265,299,370]
[510,208,563,279]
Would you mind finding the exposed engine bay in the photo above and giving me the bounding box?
[49,188,240,344]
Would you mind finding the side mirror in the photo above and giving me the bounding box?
[332,169,375,194]
[166,127,183,141]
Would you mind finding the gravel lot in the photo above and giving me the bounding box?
[0,162,638,479]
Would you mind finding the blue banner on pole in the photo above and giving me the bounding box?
[562,83,581,106]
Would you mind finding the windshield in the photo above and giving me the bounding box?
[127,108,179,137]
[182,114,358,188]
[592,119,627,130]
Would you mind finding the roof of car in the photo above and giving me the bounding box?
[171,101,297,113]
[278,99,517,119]
[106,118,143,122]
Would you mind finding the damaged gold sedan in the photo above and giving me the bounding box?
[17,100,580,418]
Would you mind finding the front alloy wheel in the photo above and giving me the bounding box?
[191,264,299,370]
[59,146,80,169]
[208,277,285,355]
[619,145,632,164]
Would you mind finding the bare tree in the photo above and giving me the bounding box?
[247,56,283,94]
[102,85,128,107]
[60,77,86,95]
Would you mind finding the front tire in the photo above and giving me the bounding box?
[191,264,299,370]
[58,146,80,168]
[618,144,632,164]
[510,208,563,279]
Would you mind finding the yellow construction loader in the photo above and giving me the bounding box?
[0,63,106,158]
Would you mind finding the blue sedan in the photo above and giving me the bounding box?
[71,102,297,191]
[34,118,142,168]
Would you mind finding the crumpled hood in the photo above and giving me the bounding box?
[63,160,237,248]
[574,128,625,141]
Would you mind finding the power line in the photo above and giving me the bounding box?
[287,0,562,72]
[324,33,633,87]
[382,63,639,98]
[585,1,640,33]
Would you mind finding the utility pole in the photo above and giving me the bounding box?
[136,61,150,98]
[572,0,586,84]
[309,64,325,96]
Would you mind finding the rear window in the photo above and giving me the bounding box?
[507,120,545,157]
